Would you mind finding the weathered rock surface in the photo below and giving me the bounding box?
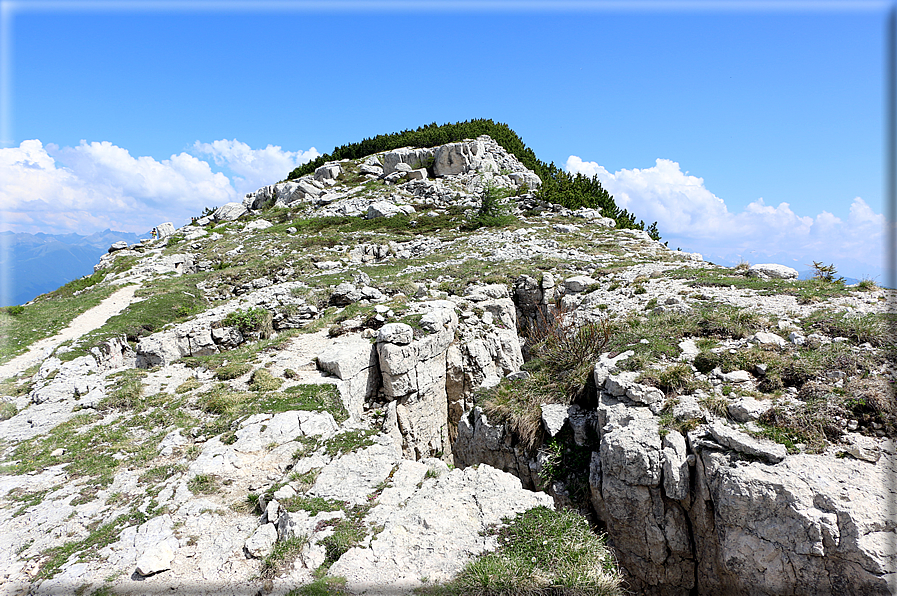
[748,263,799,280]
[329,463,553,594]
[316,334,380,420]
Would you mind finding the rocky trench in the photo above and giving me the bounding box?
[125,272,897,595]
[456,279,896,596]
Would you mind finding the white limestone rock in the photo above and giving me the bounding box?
[328,464,553,593]
[748,263,799,280]
[432,139,498,176]
[135,541,176,577]
[540,403,569,437]
[244,523,278,559]
[316,334,380,420]
[727,395,773,423]
[366,201,414,219]
[662,431,690,500]
[708,421,787,463]
[213,202,248,222]
[314,163,342,181]
[310,441,403,506]
[564,275,598,293]
[749,331,787,347]
[244,219,273,231]
[156,222,176,239]
[377,323,413,345]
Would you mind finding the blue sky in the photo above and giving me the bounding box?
[0,0,892,282]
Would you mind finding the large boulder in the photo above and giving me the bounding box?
[213,202,248,222]
[316,334,381,420]
[379,147,435,175]
[433,139,499,177]
[590,393,696,594]
[314,163,342,181]
[747,263,799,280]
[691,448,897,595]
[136,324,218,368]
[155,222,176,239]
[378,303,458,459]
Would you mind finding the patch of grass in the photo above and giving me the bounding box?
[638,363,701,396]
[857,278,879,291]
[323,429,378,457]
[197,386,249,416]
[290,468,322,490]
[260,535,308,579]
[215,362,253,380]
[249,368,284,392]
[97,369,146,411]
[187,474,220,495]
[139,463,187,484]
[605,310,701,367]
[0,401,18,421]
[0,372,37,397]
[61,276,209,361]
[697,394,731,419]
[7,488,50,517]
[281,495,344,515]
[319,504,372,571]
[757,397,844,453]
[478,370,561,451]
[176,377,202,394]
[697,304,760,339]
[37,510,147,578]
[803,310,890,347]
[425,506,621,596]
[0,275,116,365]
[269,384,348,421]
[289,576,348,596]
[2,413,163,485]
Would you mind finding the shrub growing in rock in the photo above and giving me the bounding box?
[465,181,516,230]
[223,307,273,339]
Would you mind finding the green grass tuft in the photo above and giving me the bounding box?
[423,506,621,596]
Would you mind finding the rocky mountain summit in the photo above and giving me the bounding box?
[0,134,895,596]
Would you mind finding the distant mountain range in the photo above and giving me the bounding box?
[0,229,146,307]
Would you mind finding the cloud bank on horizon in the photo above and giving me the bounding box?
[0,139,319,236]
[0,137,885,282]
[566,156,886,281]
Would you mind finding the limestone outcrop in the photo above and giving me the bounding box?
[0,134,893,596]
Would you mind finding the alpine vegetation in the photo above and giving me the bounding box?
[0,121,894,596]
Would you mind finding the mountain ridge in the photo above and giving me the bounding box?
[0,134,893,595]
[1,229,145,307]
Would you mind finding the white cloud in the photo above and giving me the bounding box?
[566,155,886,280]
[192,139,319,198]
[0,138,319,236]
[0,139,236,235]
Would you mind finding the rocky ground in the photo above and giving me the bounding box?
[0,136,894,595]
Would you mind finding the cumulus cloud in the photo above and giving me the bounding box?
[566,155,886,280]
[193,139,319,198]
[0,138,319,236]
[0,139,236,235]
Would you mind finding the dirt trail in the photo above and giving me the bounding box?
[0,284,140,380]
